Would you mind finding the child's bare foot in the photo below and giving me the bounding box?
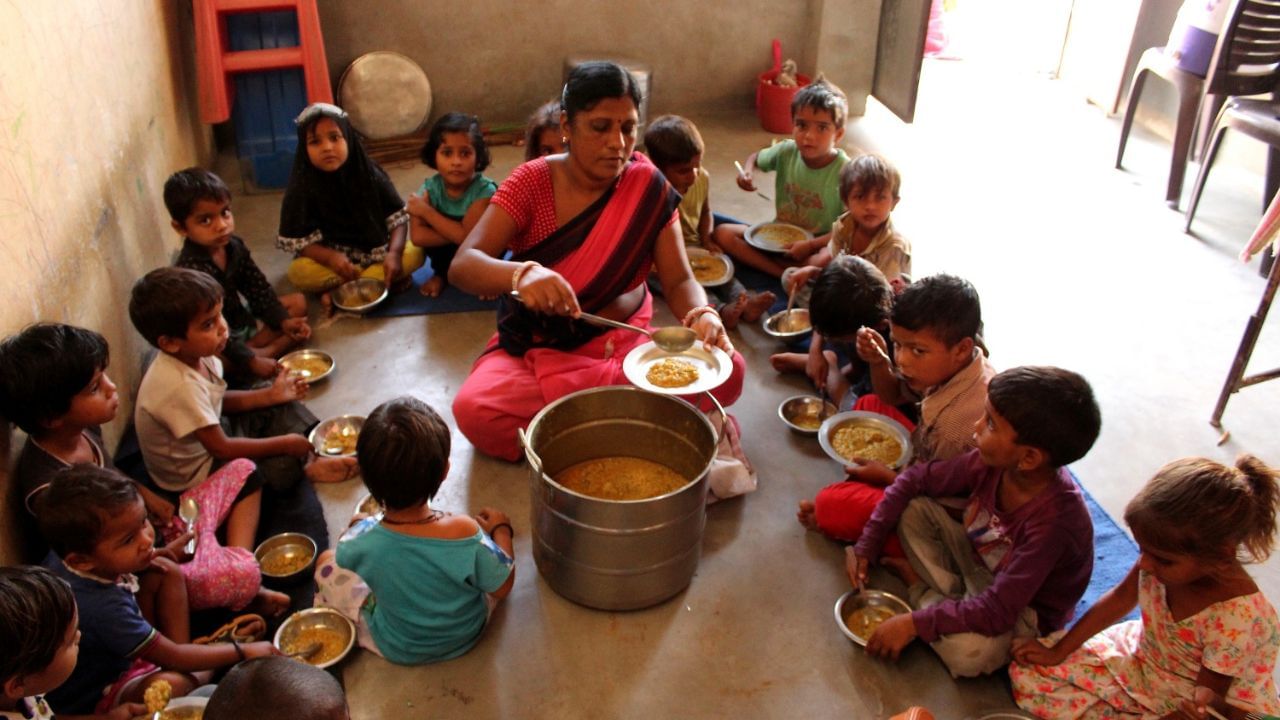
[419,275,445,298]
[881,555,921,587]
[306,456,358,483]
[741,291,777,323]
[719,294,749,330]
[248,588,291,618]
[796,499,819,531]
[770,351,806,373]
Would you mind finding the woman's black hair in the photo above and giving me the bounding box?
[561,61,643,122]
[420,112,490,172]
[0,566,77,687]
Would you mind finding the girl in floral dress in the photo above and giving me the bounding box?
[1010,455,1280,720]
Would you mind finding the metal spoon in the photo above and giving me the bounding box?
[287,641,322,660]
[576,311,697,353]
[178,498,198,555]
[510,291,696,352]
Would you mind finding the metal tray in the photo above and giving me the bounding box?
[817,410,913,468]
[622,341,732,395]
[686,246,734,287]
[745,221,812,253]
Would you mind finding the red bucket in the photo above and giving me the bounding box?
[755,40,810,134]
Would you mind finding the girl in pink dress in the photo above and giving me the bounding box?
[1010,455,1280,719]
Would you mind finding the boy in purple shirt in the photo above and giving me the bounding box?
[849,366,1101,677]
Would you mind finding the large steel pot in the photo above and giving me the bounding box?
[519,386,720,610]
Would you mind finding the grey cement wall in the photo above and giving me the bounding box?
[316,0,882,128]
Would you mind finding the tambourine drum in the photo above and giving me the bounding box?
[336,52,432,140]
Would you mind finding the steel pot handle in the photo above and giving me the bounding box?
[517,427,545,477]
[702,391,728,447]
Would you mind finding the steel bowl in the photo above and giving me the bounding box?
[778,395,837,435]
[309,415,365,458]
[332,277,388,313]
[818,410,913,469]
[762,308,812,340]
[278,349,335,383]
[834,589,912,646]
[254,532,317,585]
[158,696,207,720]
[273,607,356,670]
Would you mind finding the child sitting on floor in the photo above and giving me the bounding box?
[167,168,311,387]
[129,267,350,611]
[779,153,912,308]
[315,396,515,665]
[0,565,148,720]
[523,99,565,162]
[642,114,775,329]
[1011,455,1280,719]
[204,656,349,720]
[38,467,276,716]
[798,274,996,547]
[276,103,424,310]
[849,366,1102,678]
[715,79,852,278]
[770,255,894,404]
[407,112,498,298]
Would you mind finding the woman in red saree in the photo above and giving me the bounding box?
[449,62,745,461]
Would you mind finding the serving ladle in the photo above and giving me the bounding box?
[510,292,696,352]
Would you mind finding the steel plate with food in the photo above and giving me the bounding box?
[279,350,335,383]
[274,607,356,669]
[817,411,912,468]
[309,415,365,457]
[622,341,732,395]
[745,221,813,253]
[686,246,734,287]
[834,589,913,646]
[553,456,690,501]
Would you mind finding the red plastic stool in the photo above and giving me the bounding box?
[193,0,333,124]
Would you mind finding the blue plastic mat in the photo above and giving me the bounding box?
[1074,470,1140,623]
[367,262,497,317]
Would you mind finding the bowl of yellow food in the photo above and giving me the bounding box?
[356,493,382,516]
[778,395,838,435]
[274,607,357,669]
[279,349,335,383]
[332,277,388,314]
[835,589,912,647]
[686,247,733,287]
[254,532,317,585]
[762,308,812,340]
[818,411,912,469]
[309,415,364,458]
[745,221,812,253]
[157,696,207,720]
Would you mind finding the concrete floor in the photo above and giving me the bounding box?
[223,59,1280,719]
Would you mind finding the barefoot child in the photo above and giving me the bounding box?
[407,112,498,298]
[38,468,277,715]
[315,396,515,665]
[849,366,1102,677]
[523,99,565,162]
[167,168,311,387]
[129,268,350,610]
[276,103,424,309]
[0,565,148,720]
[1011,455,1280,719]
[715,79,851,278]
[779,153,912,308]
[797,274,995,546]
[643,115,775,329]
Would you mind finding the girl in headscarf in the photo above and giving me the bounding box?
[276,103,424,308]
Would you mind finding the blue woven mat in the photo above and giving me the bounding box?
[1074,469,1140,623]
[367,262,497,317]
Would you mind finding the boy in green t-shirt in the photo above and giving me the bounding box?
[716,79,851,278]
